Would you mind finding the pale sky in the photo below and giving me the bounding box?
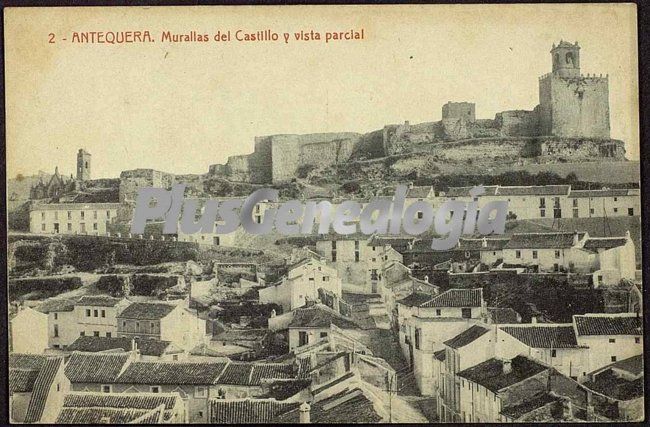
[5,4,639,179]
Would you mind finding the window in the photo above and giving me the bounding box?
[614,197,618,202]
[86,309,91,317]
[81,211,85,219]
[54,325,59,337]
[572,199,578,207]
[195,386,207,398]
[573,208,579,218]
[628,208,634,216]
[94,331,100,337]
[553,263,559,272]
[554,250,560,259]
[298,331,308,346]
[41,223,46,231]
[590,208,594,215]
[461,308,472,319]
[515,250,521,259]
[107,210,111,218]
[308,277,314,281]
[611,356,617,362]
[54,313,58,320]
[94,309,98,317]
[80,331,85,337]
[323,276,329,282]
[613,208,618,213]
[173,354,179,361]
[150,386,161,393]
[355,252,360,262]
[122,321,126,328]
[106,332,111,338]
[436,309,441,316]
[551,349,557,358]
[609,338,615,343]
[41,212,46,220]
[540,209,546,217]
[101,310,106,318]
[93,211,98,219]
[635,337,640,344]
[415,328,421,350]
[213,236,220,246]
[320,332,328,338]
[417,211,423,219]
[67,211,72,220]
[57,383,61,392]
[102,385,112,393]
[93,223,98,231]
[80,223,86,233]
[198,411,204,418]
[532,250,538,259]
[539,198,546,208]
[67,223,72,231]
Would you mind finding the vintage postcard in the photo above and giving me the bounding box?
[5,4,643,424]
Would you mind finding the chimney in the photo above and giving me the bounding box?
[299,402,311,424]
[99,416,111,424]
[531,316,538,324]
[270,309,276,318]
[131,338,137,351]
[502,359,512,375]
[482,237,487,248]
[424,275,429,284]
[626,230,631,240]
[572,230,579,246]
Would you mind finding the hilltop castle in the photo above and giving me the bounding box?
[208,41,619,184]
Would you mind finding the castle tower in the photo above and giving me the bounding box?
[538,41,610,139]
[77,149,91,181]
[551,40,580,78]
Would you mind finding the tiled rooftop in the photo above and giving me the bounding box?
[397,292,436,307]
[66,336,175,357]
[117,301,177,320]
[209,399,299,423]
[500,325,578,348]
[288,305,359,329]
[582,238,628,251]
[504,232,585,249]
[457,355,548,393]
[573,314,642,336]
[64,351,132,383]
[420,288,483,308]
[444,325,490,349]
[56,392,180,424]
[116,361,228,385]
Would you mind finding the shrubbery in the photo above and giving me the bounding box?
[9,276,82,300]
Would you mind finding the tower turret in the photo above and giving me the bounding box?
[77,149,91,181]
[551,40,580,78]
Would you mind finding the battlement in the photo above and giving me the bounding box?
[539,72,608,81]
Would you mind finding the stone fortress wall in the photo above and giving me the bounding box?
[206,41,620,184]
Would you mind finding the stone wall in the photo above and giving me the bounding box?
[119,169,175,203]
[539,74,610,138]
[496,110,539,137]
[270,132,361,183]
[540,138,625,160]
[442,102,475,121]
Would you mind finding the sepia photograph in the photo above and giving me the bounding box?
[4,3,644,423]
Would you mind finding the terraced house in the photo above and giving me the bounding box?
[116,300,206,351]
[9,354,69,423]
[432,185,639,220]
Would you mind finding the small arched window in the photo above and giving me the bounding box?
[554,53,560,65]
[85,161,89,168]
[566,52,575,66]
